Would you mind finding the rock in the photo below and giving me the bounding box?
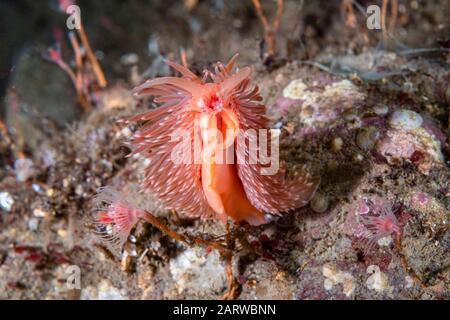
[376,127,444,173]
[5,48,79,150]
[100,87,136,111]
[322,263,356,298]
[279,78,366,136]
[311,193,329,213]
[445,84,450,104]
[283,79,309,100]
[240,260,297,300]
[331,137,343,152]
[169,247,226,296]
[80,280,127,300]
[407,190,448,234]
[356,127,380,151]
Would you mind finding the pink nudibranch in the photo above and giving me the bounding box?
[129,54,319,226]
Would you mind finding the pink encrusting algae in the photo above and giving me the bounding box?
[128,55,319,226]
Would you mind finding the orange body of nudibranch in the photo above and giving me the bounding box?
[129,55,319,226]
[197,91,266,226]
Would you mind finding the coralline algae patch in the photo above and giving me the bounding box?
[377,109,445,174]
[278,78,366,135]
[274,73,446,176]
[407,190,448,234]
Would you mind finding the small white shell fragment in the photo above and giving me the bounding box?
[373,105,389,115]
[28,218,40,231]
[0,192,14,212]
[33,208,48,218]
[14,158,34,182]
[366,265,391,293]
[377,236,393,247]
[353,153,364,162]
[388,110,423,131]
[405,276,415,289]
[32,184,42,193]
[120,53,139,65]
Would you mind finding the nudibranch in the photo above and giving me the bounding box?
[128,54,319,226]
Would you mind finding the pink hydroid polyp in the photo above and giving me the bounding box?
[93,187,145,255]
[360,199,402,254]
